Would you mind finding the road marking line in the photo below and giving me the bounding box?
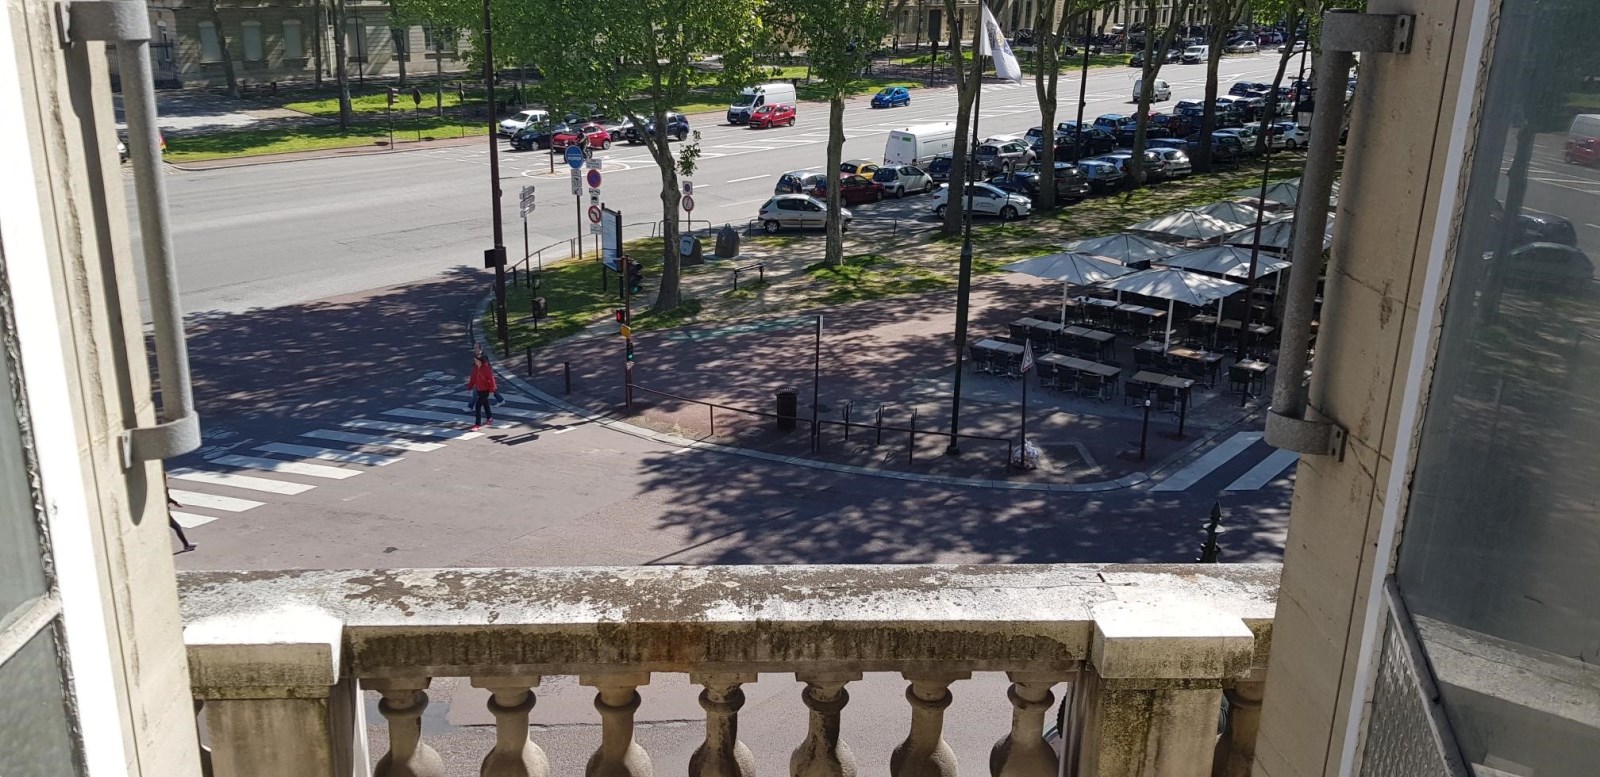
[382,407,515,427]
[492,393,546,407]
[342,419,483,439]
[170,511,219,529]
[1149,432,1263,492]
[551,426,575,434]
[417,398,549,420]
[1223,448,1300,491]
[303,429,447,451]
[254,443,402,466]
[168,467,315,495]
[168,490,263,512]
[727,174,770,183]
[209,454,361,480]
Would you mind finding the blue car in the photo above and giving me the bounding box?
[871,86,911,108]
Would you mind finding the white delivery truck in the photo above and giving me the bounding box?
[727,82,798,125]
[884,123,958,167]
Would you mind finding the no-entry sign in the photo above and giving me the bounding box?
[588,205,602,223]
[682,195,695,212]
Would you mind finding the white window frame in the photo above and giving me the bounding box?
[282,19,303,60]
[198,20,221,63]
[241,20,263,62]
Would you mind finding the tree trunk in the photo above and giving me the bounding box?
[1254,10,1301,155]
[206,0,240,98]
[824,96,846,266]
[1032,2,1062,212]
[435,40,444,117]
[394,27,407,86]
[1196,1,1234,173]
[942,3,984,236]
[333,0,352,129]
[312,0,324,89]
[649,104,683,312]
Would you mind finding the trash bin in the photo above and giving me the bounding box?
[715,225,740,259]
[679,234,705,267]
[775,389,798,432]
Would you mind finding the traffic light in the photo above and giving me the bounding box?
[613,309,626,323]
[625,341,635,362]
[386,87,398,107]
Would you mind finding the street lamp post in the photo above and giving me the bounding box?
[483,0,508,352]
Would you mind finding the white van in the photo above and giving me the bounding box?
[1135,78,1172,102]
[884,123,957,167]
[498,108,550,136]
[1182,45,1209,64]
[1569,114,1600,143]
[728,83,798,125]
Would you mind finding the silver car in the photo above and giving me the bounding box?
[1153,148,1192,177]
[758,194,852,234]
[872,165,935,198]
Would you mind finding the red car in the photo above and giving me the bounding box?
[551,123,612,151]
[808,174,884,205]
[748,103,796,129]
[1565,137,1600,166]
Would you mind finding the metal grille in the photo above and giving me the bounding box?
[1358,594,1462,777]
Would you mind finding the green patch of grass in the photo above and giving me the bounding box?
[280,87,480,117]
[164,116,489,162]
[498,252,651,351]
[633,298,704,331]
[745,234,807,249]
[804,253,952,304]
[722,279,770,300]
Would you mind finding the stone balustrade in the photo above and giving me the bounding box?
[178,564,1277,777]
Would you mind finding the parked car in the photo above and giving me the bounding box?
[1182,44,1209,64]
[1076,159,1125,192]
[1093,114,1126,130]
[1091,150,1168,183]
[1214,126,1260,154]
[840,159,880,177]
[498,108,550,136]
[809,173,885,205]
[926,154,953,182]
[1152,147,1192,177]
[1226,39,1259,54]
[1266,122,1310,149]
[748,103,796,129]
[1229,81,1270,97]
[871,86,912,108]
[1185,132,1246,162]
[623,111,689,143]
[872,165,935,197]
[989,162,1091,203]
[1135,78,1172,102]
[551,123,611,151]
[1279,40,1308,53]
[775,170,828,194]
[1112,122,1172,148]
[1565,137,1600,166]
[510,123,562,151]
[602,118,633,141]
[1128,48,1181,66]
[1152,113,1194,137]
[974,139,1035,171]
[931,182,1032,220]
[758,194,852,233]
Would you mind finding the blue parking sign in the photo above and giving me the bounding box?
[565,145,586,168]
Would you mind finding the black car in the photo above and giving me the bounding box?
[623,112,690,143]
[991,163,1092,202]
[927,154,954,182]
[509,123,564,151]
[1229,81,1271,97]
[1057,126,1117,157]
[1185,132,1246,162]
[1152,113,1194,137]
[1177,104,1245,128]
[1113,123,1172,148]
[1128,48,1181,67]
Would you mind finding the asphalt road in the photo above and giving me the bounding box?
[147,52,1294,316]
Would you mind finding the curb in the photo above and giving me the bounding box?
[165,132,486,171]
[470,292,1155,493]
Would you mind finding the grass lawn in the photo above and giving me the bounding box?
[494,236,667,352]
[164,116,488,162]
[804,253,952,304]
[280,86,479,117]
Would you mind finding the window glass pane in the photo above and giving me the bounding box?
[0,623,80,776]
[282,21,302,59]
[198,23,220,63]
[241,22,262,62]
[1396,0,1600,772]
[0,313,48,632]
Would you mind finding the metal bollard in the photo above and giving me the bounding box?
[875,404,884,445]
[708,405,715,437]
[564,361,571,394]
[842,400,853,441]
[908,408,917,462]
[525,347,533,377]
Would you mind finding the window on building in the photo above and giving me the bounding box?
[423,25,457,53]
[241,21,262,61]
[282,20,302,59]
[197,21,220,63]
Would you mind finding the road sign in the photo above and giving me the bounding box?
[682,195,695,212]
[586,169,602,188]
[588,205,602,223]
[585,158,602,170]
[520,184,535,201]
[570,169,582,195]
[565,145,586,168]
[619,325,632,338]
[590,222,603,235]
[682,181,694,196]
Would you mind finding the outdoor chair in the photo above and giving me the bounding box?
[999,353,1023,380]
[1009,323,1032,342]
[1124,380,1149,406]
[1054,368,1079,394]
[1228,364,1252,394]
[1076,373,1102,400]
[968,345,992,374]
[1036,363,1057,389]
[1030,330,1053,352]
[1154,385,1180,412]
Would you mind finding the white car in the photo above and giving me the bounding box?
[498,109,550,137]
[1267,122,1310,149]
[757,194,852,233]
[1182,45,1209,64]
[1279,40,1307,53]
[872,165,935,198]
[1153,147,1192,177]
[931,182,1032,220]
[1135,78,1171,102]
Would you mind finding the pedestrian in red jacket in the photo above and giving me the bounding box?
[466,353,498,430]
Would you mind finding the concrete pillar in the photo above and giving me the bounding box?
[368,677,446,777]
[581,672,653,777]
[1068,605,1255,777]
[791,671,862,777]
[891,671,968,777]
[185,608,367,777]
[470,675,549,777]
[990,672,1066,777]
[689,673,757,777]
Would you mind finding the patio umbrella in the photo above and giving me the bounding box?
[1156,245,1292,280]
[1225,215,1336,253]
[1232,178,1341,209]
[1189,200,1284,228]
[1002,251,1135,324]
[1127,209,1245,243]
[1063,233,1182,267]
[1096,267,1245,349]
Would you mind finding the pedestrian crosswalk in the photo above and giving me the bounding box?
[166,370,554,531]
[1149,431,1299,493]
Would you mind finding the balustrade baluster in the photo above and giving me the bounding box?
[1211,679,1265,777]
[690,672,757,777]
[790,671,861,777]
[193,698,213,777]
[990,672,1064,777]
[581,672,653,777]
[471,675,550,777]
[890,672,968,777]
[369,678,447,777]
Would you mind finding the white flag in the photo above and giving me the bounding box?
[977,3,1023,83]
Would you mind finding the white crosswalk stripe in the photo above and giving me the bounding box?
[168,490,263,512]
[302,429,446,451]
[341,419,483,439]
[382,407,515,427]
[169,467,315,495]
[208,454,360,480]
[415,398,549,420]
[255,442,403,466]
[1150,432,1263,492]
[1223,449,1299,491]
[170,511,219,528]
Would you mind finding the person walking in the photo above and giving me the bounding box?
[164,475,196,552]
[466,352,498,431]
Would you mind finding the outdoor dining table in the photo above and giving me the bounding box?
[1165,347,1225,387]
[1131,370,1197,434]
[1231,358,1271,396]
[1216,319,1276,336]
[974,338,1024,355]
[1039,353,1121,378]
